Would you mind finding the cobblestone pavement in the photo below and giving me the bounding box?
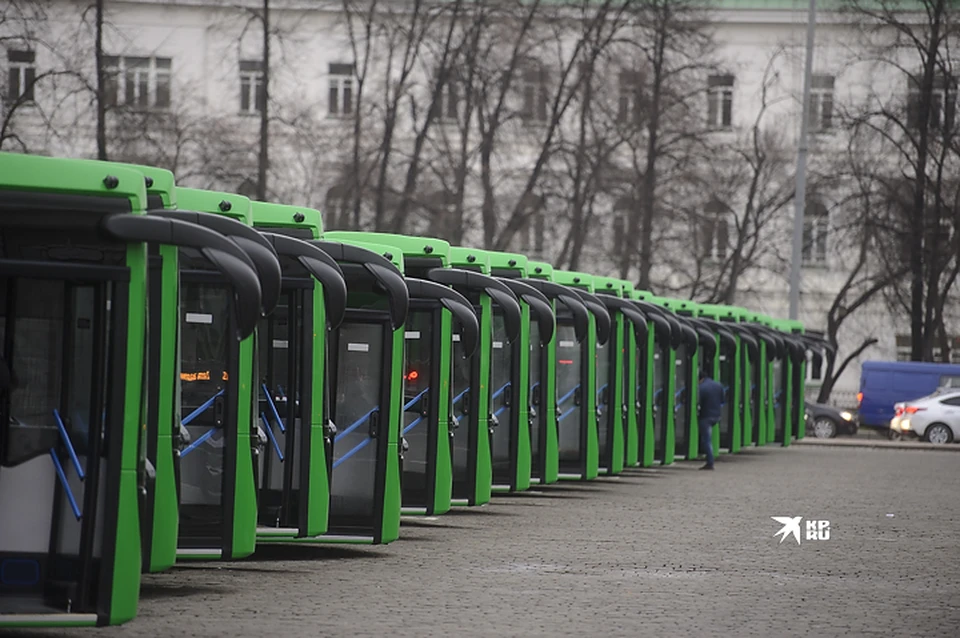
[6,446,960,637]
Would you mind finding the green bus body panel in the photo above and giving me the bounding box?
[515,302,532,490]
[476,294,494,503]
[688,349,700,461]
[434,308,454,514]
[325,231,451,267]
[308,284,329,534]
[251,202,323,236]
[448,247,493,505]
[148,244,181,573]
[231,336,258,558]
[543,302,560,483]
[110,242,149,625]
[0,153,142,211]
[381,324,405,542]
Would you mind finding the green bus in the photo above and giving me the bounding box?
[525,262,589,485]
[312,239,408,544]
[325,232,478,516]
[251,202,348,542]
[633,294,682,465]
[138,166,263,574]
[169,187,281,561]
[552,271,611,481]
[485,255,555,492]
[0,154,254,627]
[592,277,647,476]
[434,248,523,504]
[695,305,742,455]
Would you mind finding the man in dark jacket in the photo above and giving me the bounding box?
[697,369,724,470]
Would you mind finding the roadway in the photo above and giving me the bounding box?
[5,445,959,637]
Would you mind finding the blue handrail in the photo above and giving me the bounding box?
[332,437,369,469]
[49,449,82,521]
[181,427,217,457]
[52,409,85,481]
[334,406,379,442]
[493,404,508,419]
[596,383,608,399]
[402,415,424,436]
[182,389,226,427]
[452,387,470,406]
[557,384,580,407]
[261,383,286,433]
[260,413,284,462]
[491,382,511,402]
[404,387,430,412]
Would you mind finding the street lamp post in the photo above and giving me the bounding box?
[789,0,818,320]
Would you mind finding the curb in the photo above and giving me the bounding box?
[794,438,960,452]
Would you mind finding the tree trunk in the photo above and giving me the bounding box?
[256,0,270,201]
[95,0,107,160]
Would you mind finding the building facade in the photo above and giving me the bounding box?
[3,0,958,405]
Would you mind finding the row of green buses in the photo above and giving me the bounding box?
[0,152,835,628]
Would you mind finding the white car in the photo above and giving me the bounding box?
[890,390,960,444]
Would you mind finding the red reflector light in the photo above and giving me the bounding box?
[894,406,904,417]
[857,392,863,405]
[405,370,419,381]
[559,359,574,365]
[905,406,925,414]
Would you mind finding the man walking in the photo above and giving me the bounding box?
[697,368,724,470]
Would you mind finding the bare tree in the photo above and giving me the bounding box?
[844,0,960,360]
[677,48,796,304]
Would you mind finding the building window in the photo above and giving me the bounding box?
[519,63,549,123]
[896,334,960,363]
[700,198,732,261]
[895,334,911,362]
[618,70,643,125]
[707,74,734,129]
[103,55,171,109]
[328,63,355,117]
[810,74,834,131]
[431,71,461,122]
[239,60,265,115]
[612,197,633,256]
[517,193,546,253]
[6,49,36,102]
[907,72,957,132]
[802,199,829,265]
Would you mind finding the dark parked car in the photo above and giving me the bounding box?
[804,402,858,439]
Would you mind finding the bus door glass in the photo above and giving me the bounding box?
[178,278,231,540]
[555,314,581,472]
[329,317,387,530]
[257,288,308,527]
[401,308,433,506]
[0,273,116,612]
[490,309,513,484]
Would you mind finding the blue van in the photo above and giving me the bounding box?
[858,361,960,428]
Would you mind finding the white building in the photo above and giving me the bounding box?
[2,0,958,406]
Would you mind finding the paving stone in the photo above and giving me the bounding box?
[8,446,959,637]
